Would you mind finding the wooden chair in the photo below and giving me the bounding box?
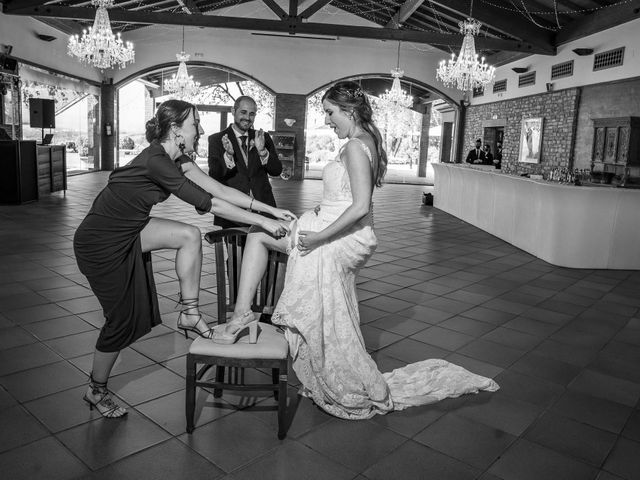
[186,227,290,439]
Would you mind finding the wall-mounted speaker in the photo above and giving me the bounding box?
[29,98,55,129]
[0,55,18,73]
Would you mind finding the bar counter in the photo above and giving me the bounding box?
[433,163,640,269]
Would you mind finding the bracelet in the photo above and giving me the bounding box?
[249,199,254,211]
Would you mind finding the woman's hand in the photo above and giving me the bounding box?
[269,207,297,222]
[261,218,290,238]
[297,230,324,256]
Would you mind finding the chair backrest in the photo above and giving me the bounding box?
[204,227,288,324]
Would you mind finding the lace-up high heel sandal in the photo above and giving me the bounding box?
[176,295,214,339]
[83,374,128,418]
[212,311,259,345]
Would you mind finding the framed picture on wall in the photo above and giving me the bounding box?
[518,117,543,163]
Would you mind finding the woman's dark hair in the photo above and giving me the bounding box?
[322,81,387,187]
[145,99,195,144]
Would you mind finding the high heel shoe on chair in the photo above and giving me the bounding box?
[212,311,259,345]
[83,374,127,418]
[176,295,214,339]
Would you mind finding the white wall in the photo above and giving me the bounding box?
[0,7,463,101]
[472,18,640,105]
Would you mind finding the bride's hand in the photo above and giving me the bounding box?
[270,207,297,222]
[261,218,290,238]
[297,230,323,256]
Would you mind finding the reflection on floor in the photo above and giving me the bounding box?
[1,173,640,480]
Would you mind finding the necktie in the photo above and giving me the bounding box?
[240,135,248,162]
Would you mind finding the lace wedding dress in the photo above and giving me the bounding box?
[272,139,499,419]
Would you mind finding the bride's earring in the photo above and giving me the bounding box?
[174,134,186,153]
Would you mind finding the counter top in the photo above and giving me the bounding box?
[433,163,640,269]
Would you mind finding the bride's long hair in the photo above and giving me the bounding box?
[322,81,388,187]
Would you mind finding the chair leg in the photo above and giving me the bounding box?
[272,368,279,400]
[213,365,224,398]
[277,365,288,440]
[186,355,196,434]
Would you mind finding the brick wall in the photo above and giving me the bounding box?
[463,88,581,177]
[274,93,306,181]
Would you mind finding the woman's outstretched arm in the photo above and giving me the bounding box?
[180,160,295,221]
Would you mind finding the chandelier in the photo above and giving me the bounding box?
[380,42,413,109]
[67,0,135,70]
[164,27,201,100]
[436,17,495,91]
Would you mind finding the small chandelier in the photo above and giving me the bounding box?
[380,42,413,109]
[436,17,495,91]
[67,0,135,70]
[164,27,201,100]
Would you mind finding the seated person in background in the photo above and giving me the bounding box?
[465,138,485,164]
[494,141,502,169]
[483,144,494,165]
[0,127,13,140]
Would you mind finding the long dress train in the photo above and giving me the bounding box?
[272,139,498,420]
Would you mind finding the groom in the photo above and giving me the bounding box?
[208,95,282,228]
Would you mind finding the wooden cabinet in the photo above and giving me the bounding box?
[36,145,67,195]
[0,140,38,204]
[591,116,640,186]
[0,141,66,204]
[270,131,296,180]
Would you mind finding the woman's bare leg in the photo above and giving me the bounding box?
[230,228,289,323]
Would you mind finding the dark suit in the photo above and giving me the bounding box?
[208,126,282,228]
[465,148,488,165]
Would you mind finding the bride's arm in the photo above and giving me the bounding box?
[298,141,372,250]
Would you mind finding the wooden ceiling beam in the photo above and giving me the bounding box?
[555,0,640,45]
[261,0,288,19]
[385,0,425,28]
[3,0,52,10]
[299,0,333,20]
[426,0,556,52]
[177,0,202,14]
[4,4,555,53]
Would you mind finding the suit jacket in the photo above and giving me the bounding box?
[208,126,282,228]
[465,148,488,165]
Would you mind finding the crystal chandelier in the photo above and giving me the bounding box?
[67,0,135,70]
[380,42,413,109]
[436,17,495,91]
[164,27,201,100]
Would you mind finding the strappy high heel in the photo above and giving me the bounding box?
[83,374,127,418]
[176,295,214,339]
[212,311,259,345]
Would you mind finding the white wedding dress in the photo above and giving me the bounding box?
[272,139,499,419]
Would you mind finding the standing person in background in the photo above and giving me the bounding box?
[483,144,494,165]
[494,141,502,169]
[208,96,282,229]
[465,138,486,164]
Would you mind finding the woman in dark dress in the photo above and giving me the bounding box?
[74,100,295,418]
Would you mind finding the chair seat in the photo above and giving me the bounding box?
[189,322,288,359]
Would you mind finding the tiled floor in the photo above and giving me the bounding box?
[1,172,640,480]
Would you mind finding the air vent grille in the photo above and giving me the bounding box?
[472,86,484,97]
[593,47,625,71]
[551,60,573,80]
[493,79,507,93]
[518,72,536,87]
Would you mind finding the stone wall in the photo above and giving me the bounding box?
[463,88,581,177]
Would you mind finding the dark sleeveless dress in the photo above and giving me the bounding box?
[73,142,212,352]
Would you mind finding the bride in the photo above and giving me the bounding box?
[213,81,498,419]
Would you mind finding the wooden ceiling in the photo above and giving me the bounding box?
[3,0,640,67]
